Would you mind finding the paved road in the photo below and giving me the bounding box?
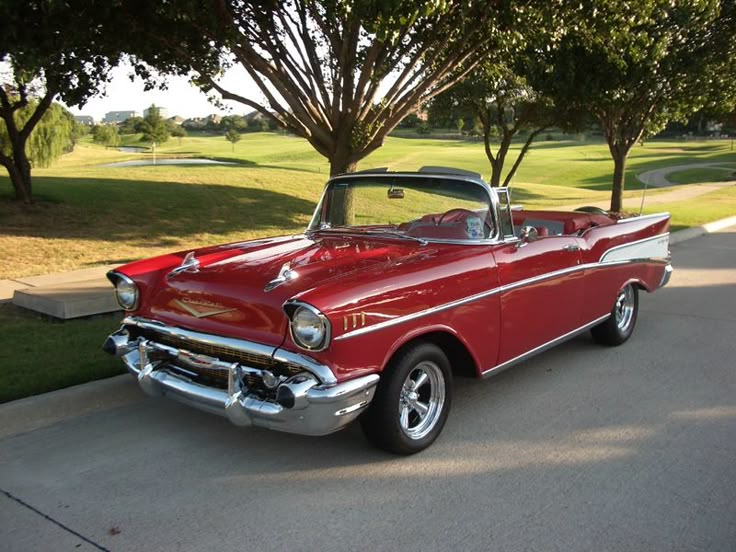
[2,228,735,552]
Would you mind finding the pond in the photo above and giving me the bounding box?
[102,158,237,167]
[117,146,148,153]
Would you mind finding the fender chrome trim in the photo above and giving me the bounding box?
[335,255,669,342]
[481,314,611,378]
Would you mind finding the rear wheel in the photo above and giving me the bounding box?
[360,342,452,455]
[591,284,639,346]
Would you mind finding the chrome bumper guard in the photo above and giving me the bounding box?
[105,322,378,436]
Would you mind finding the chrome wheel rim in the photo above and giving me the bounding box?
[399,361,445,440]
[615,286,635,332]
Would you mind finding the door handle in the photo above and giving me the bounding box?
[563,244,580,252]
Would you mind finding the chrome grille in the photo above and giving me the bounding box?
[134,328,304,394]
[152,332,275,368]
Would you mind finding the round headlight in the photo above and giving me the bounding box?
[291,305,328,350]
[113,275,139,310]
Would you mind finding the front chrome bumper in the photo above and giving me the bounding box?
[104,319,378,436]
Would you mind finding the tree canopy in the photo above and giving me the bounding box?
[430,62,556,187]
[530,0,736,211]
[0,101,76,169]
[126,0,530,175]
[225,128,241,151]
[0,0,124,202]
[140,105,170,146]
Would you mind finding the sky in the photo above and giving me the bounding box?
[64,61,262,122]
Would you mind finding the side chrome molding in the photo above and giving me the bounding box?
[481,314,611,378]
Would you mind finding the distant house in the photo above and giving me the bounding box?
[144,106,169,119]
[182,117,206,129]
[74,115,95,126]
[207,114,222,125]
[168,115,184,125]
[103,110,138,124]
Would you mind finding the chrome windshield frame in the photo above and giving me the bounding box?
[307,172,501,244]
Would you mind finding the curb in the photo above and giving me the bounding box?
[0,375,142,440]
[669,215,736,245]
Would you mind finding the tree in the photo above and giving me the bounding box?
[120,116,145,135]
[0,100,75,171]
[431,63,555,187]
[0,0,123,202]
[139,104,170,155]
[220,114,248,133]
[171,125,187,145]
[92,125,120,147]
[533,0,736,211]
[126,1,531,176]
[225,128,241,151]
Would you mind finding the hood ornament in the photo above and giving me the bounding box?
[168,251,200,279]
[265,262,299,292]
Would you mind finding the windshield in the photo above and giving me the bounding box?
[309,175,494,242]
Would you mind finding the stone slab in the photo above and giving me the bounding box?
[12,277,120,319]
[13,264,120,287]
[0,280,29,303]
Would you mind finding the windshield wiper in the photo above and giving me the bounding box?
[308,226,427,246]
[363,229,428,246]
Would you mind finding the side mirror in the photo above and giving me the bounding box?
[517,225,538,248]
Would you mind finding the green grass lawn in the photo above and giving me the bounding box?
[0,303,124,403]
[643,185,736,231]
[667,167,736,185]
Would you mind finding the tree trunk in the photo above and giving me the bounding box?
[503,127,547,188]
[3,160,32,203]
[611,151,627,213]
[329,152,358,225]
[488,133,511,187]
[2,138,33,203]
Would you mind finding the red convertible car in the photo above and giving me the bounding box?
[104,167,671,454]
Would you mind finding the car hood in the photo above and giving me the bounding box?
[132,234,423,346]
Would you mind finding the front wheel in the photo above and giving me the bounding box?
[591,284,639,346]
[360,342,452,455]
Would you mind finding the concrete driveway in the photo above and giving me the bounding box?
[2,227,735,552]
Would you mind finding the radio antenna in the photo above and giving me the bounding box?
[639,173,650,216]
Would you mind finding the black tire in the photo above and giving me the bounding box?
[360,342,452,455]
[574,206,609,215]
[591,284,639,346]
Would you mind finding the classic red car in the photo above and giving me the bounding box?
[104,167,672,454]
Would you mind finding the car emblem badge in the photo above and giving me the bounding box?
[264,262,299,292]
[173,299,236,319]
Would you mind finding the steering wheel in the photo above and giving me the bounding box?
[435,208,477,226]
[435,208,493,237]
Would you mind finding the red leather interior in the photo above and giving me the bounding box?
[512,210,614,235]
